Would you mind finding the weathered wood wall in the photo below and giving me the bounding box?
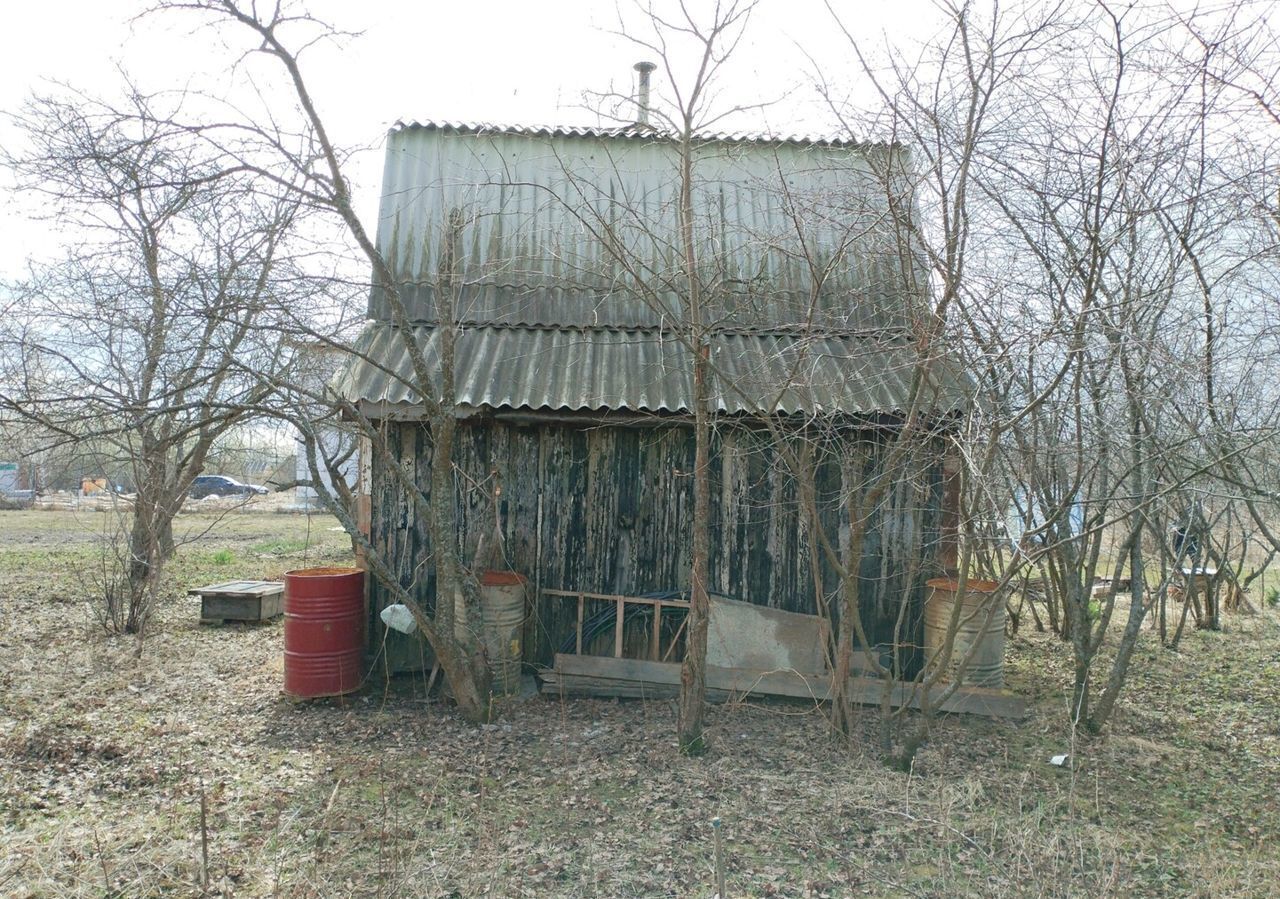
[367,416,944,672]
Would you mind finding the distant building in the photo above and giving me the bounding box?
[0,462,20,496]
[0,460,38,502]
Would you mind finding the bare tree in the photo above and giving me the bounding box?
[735,0,1037,764]
[139,0,1280,743]
[831,0,1280,738]
[144,0,506,721]
[0,86,299,639]
[538,1,1001,763]
[981,3,1280,732]
[603,0,758,754]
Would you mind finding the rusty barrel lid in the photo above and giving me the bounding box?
[285,566,363,578]
[480,570,527,587]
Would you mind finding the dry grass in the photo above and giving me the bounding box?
[0,510,1277,897]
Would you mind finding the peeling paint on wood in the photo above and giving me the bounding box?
[368,416,943,672]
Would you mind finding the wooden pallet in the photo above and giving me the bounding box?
[189,580,284,625]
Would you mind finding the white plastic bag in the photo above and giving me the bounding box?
[379,603,417,635]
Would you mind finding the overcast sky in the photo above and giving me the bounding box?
[0,0,952,279]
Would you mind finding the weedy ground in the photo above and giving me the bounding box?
[0,509,1276,898]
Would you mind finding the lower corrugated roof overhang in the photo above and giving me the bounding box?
[334,324,971,419]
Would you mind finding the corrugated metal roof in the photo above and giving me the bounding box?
[348,121,965,419]
[370,279,906,332]
[371,124,925,332]
[337,324,969,416]
[392,119,878,149]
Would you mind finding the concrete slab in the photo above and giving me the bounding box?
[706,595,828,674]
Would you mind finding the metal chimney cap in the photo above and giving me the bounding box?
[634,61,657,74]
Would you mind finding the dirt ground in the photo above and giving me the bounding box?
[0,510,1277,898]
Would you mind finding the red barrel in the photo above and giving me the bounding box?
[284,567,365,698]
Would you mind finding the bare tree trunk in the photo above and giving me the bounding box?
[832,517,866,743]
[125,506,159,631]
[1083,359,1156,732]
[676,80,711,749]
[1088,539,1147,731]
[427,410,486,721]
[1068,578,1092,728]
[427,211,493,724]
[121,441,177,636]
[678,348,712,754]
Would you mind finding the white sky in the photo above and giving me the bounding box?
[0,0,946,279]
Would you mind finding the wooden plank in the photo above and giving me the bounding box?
[553,654,828,698]
[614,596,624,658]
[542,588,690,609]
[199,592,283,622]
[188,580,284,598]
[575,594,584,656]
[549,654,1026,720]
[651,602,662,661]
[662,615,687,663]
[540,672,729,702]
[261,591,282,620]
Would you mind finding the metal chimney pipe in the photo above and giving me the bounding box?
[634,61,656,125]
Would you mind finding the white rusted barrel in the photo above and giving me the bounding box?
[478,571,527,695]
[924,577,1006,688]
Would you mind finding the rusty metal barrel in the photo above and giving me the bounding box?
[284,567,365,698]
[924,577,1006,688]
[478,570,527,695]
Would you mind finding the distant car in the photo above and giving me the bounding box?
[189,475,269,499]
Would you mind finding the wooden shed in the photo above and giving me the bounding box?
[338,121,969,680]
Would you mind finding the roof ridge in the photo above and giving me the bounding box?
[369,320,914,340]
[391,119,896,151]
